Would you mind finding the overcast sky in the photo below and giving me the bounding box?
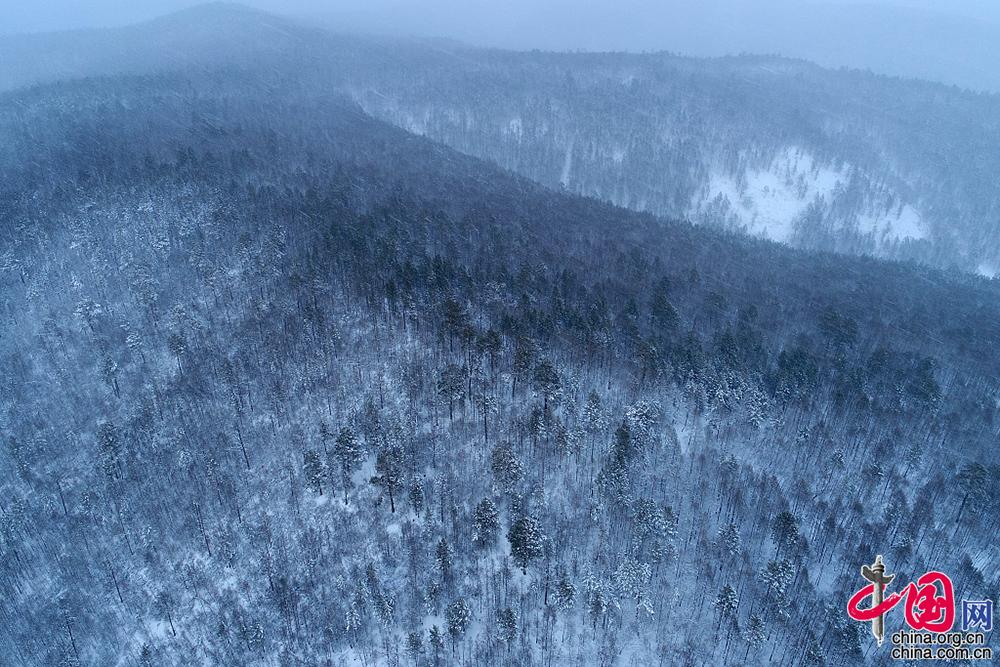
[2,0,996,36]
[3,0,999,90]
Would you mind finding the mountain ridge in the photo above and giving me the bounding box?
[2,41,999,667]
[3,3,996,277]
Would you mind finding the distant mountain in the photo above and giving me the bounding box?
[3,4,999,275]
[347,49,1000,276]
[306,0,1000,93]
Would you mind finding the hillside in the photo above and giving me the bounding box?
[1,67,999,665]
[2,3,1000,275]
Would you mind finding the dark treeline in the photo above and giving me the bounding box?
[1,73,998,665]
[4,4,1000,274]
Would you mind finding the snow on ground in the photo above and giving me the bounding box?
[560,139,574,187]
[856,203,926,242]
[693,147,928,246]
[502,116,523,141]
[698,147,843,243]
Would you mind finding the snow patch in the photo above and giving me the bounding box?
[857,203,926,242]
[696,148,843,243]
[560,139,574,187]
[503,117,523,141]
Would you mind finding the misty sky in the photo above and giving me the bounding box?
[3,0,1000,90]
[3,0,997,37]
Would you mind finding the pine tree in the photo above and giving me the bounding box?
[446,598,471,640]
[532,358,562,411]
[714,584,738,630]
[771,511,799,558]
[441,298,469,352]
[581,390,606,463]
[167,332,186,372]
[138,643,154,667]
[508,516,545,574]
[613,557,653,618]
[437,364,465,420]
[345,603,362,647]
[496,606,518,643]
[333,428,363,505]
[584,575,608,628]
[744,614,766,660]
[761,559,793,619]
[409,482,424,515]
[154,591,176,637]
[98,421,121,479]
[472,498,500,547]
[303,449,324,495]
[555,570,577,612]
[7,437,29,481]
[804,635,825,665]
[405,631,423,662]
[956,462,988,524]
[371,445,405,513]
[435,537,453,582]
[489,443,524,494]
[319,420,332,453]
[428,625,444,666]
[718,521,741,559]
[512,336,537,396]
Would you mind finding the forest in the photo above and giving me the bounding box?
[1,68,998,666]
[3,3,1000,274]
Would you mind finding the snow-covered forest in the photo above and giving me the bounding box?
[1,5,999,667]
[5,4,1000,275]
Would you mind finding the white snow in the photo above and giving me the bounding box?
[503,117,523,141]
[560,139,574,187]
[693,147,930,248]
[856,203,927,242]
[696,147,843,243]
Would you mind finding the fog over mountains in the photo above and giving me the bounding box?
[3,3,1000,275]
[2,4,998,667]
[6,0,1000,92]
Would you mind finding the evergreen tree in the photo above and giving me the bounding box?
[371,445,405,513]
[409,482,424,515]
[718,521,741,559]
[435,537,453,582]
[496,606,518,643]
[489,443,524,494]
[428,625,444,666]
[555,570,577,612]
[154,591,176,637]
[437,364,465,420]
[333,428,363,505]
[771,511,800,558]
[303,449,323,495]
[472,498,500,547]
[97,421,121,479]
[508,516,545,573]
[405,631,423,662]
[446,599,471,647]
[714,584,738,629]
[532,358,562,411]
[744,614,766,660]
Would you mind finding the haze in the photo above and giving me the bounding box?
[3,0,1000,92]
